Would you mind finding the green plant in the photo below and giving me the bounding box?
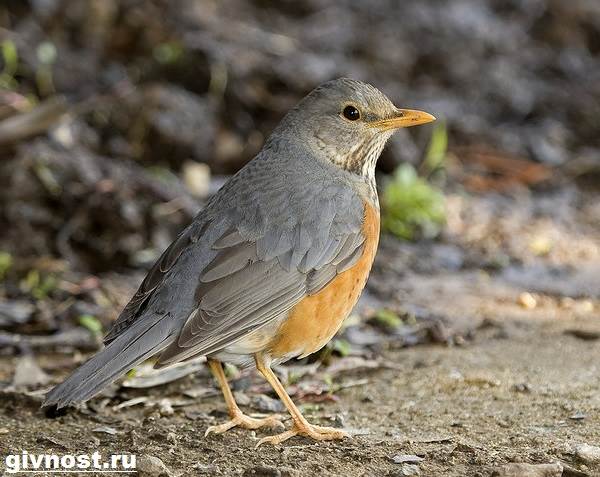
[381,163,445,240]
[35,41,57,96]
[78,314,103,335]
[421,120,448,178]
[153,41,184,65]
[373,309,403,329]
[20,270,57,299]
[0,252,12,280]
[382,121,447,240]
[331,338,351,357]
[0,40,19,90]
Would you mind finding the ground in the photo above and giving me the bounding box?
[1,188,599,476]
[1,314,599,476]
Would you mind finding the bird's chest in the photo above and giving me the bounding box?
[269,202,380,360]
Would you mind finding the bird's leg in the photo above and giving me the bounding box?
[254,353,349,446]
[205,359,284,436]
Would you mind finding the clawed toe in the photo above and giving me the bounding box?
[205,412,285,437]
[256,422,349,447]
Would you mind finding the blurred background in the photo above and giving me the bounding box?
[1,1,599,475]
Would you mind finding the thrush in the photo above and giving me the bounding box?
[44,78,435,445]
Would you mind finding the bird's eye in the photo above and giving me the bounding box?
[342,105,361,121]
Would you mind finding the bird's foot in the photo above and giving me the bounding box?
[205,410,285,437]
[256,420,349,447]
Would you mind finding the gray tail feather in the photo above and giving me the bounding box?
[43,317,173,409]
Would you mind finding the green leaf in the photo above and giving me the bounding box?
[33,275,57,299]
[224,363,239,379]
[374,309,403,329]
[423,121,448,175]
[332,339,351,357]
[0,252,12,280]
[153,42,183,65]
[1,40,18,76]
[79,314,103,335]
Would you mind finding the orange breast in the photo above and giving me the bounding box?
[269,201,380,359]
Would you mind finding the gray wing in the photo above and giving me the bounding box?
[155,161,366,366]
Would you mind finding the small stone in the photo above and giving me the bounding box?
[137,455,171,477]
[529,236,552,256]
[577,300,594,314]
[12,355,50,388]
[511,383,532,393]
[390,455,424,464]
[569,412,586,421]
[243,465,281,477]
[92,426,119,435]
[183,161,211,198]
[492,462,563,477]
[568,443,600,463]
[401,464,420,476]
[330,413,345,428]
[157,399,174,416]
[195,463,220,474]
[233,391,251,406]
[251,394,285,413]
[517,292,537,309]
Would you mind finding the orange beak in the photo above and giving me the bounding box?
[370,109,436,131]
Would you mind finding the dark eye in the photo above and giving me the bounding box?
[342,105,361,121]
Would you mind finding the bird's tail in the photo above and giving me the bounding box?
[43,316,174,409]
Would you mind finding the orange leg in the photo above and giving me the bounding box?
[205,359,284,437]
[254,353,349,446]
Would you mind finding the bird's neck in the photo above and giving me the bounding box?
[311,134,390,209]
[265,132,381,209]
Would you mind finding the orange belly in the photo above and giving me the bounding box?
[270,202,379,359]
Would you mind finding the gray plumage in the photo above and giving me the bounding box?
[44,78,430,409]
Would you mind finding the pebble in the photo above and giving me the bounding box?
[92,426,119,435]
[195,463,220,474]
[390,455,424,464]
[517,292,537,309]
[183,161,211,198]
[233,391,251,406]
[157,399,174,416]
[12,355,50,388]
[251,394,285,413]
[137,455,171,477]
[568,443,600,463]
[492,462,563,477]
[400,464,420,476]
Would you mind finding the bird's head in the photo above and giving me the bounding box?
[277,78,435,177]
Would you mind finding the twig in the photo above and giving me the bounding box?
[0,96,68,146]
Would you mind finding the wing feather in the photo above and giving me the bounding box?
[156,187,368,366]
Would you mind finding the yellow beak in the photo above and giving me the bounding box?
[370,109,436,131]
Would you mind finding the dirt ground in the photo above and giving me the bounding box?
[2,187,599,477]
[1,308,599,476]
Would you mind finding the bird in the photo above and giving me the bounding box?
[43,78,435,445]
